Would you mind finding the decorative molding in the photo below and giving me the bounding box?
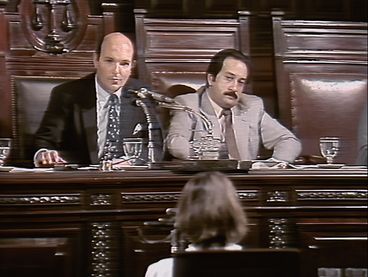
[121,192,180,203]
[297,190,368,201]
[90,222,115,277]
[268,218,289,248]
[266,190,288,202]
[90,194,113,206]
[121,190,259,203]
[238,190,259,201]
[0,194,80,205]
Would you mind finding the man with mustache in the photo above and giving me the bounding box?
[166,48,301,162]
[33,32,162,167]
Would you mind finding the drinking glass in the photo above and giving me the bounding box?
[0,138,11,166]
[123,138,143,165]
[319,137,340,164]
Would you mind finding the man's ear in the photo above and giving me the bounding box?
[207,74,214,86]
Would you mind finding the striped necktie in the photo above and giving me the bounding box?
[221,109,240,160]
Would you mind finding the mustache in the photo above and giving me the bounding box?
[224,91,238,99]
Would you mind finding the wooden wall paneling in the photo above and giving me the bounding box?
[272,12,368,164]
[297,220,368,277]
[0,224,84,277]
[0,2,10,137]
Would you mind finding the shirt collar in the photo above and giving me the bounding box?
[95,76,122,108]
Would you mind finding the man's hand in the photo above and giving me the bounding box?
[34,149,67,167]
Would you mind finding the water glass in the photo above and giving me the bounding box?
[0,138,11,166]
[319,137,340,164]
[123,138,144,165]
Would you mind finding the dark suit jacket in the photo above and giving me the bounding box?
[34,73,162,165]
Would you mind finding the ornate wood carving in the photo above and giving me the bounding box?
[90,193,113,206]
[90,222,116,277]
[268,218,290,248]
[296,189,368,201]
[0,193,80,205]
[121,190,259,203]
[266,190,289,202]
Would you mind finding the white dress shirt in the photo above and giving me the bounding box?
[95,77,122,158]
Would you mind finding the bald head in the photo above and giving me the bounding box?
[94,32,135,93]
[96,32,133,58]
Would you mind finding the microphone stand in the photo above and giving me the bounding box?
[134,97,163,168]
[157,101,213,135]
[132,88,214,166]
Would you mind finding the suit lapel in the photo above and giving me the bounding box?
[78,76,98,164]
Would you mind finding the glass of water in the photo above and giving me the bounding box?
[0,138,11,166]
[319,137,340,164]
[122,138,144,165]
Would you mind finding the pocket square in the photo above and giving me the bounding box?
[133,123,147,135]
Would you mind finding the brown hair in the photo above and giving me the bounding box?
[206,48,251,87]
[175,171,248,247]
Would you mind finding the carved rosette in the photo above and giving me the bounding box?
[90,194,113,206]
[266,190,289,203]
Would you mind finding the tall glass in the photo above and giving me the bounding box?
[0,138,11,166]
[123,138,144,165]
[319,137,340,164]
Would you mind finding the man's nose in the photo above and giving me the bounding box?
[113,63,120,73]
[228,79,238,91]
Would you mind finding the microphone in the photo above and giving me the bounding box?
[129,88,176,103]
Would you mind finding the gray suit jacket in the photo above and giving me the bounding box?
[166,87,301,162]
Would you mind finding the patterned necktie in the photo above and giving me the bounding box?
[104,94,123,159]
[221,109,240,160]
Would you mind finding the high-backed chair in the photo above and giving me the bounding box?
[173,248,301,277]
[0,1,119,166]
[272,12,368,164]
[10,76,77,166]
[134,9,251,96]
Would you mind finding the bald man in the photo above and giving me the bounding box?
[33,32,162,167]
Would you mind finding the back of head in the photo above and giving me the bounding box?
[175,171,247,247]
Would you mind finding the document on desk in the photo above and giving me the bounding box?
[9,167,54,173]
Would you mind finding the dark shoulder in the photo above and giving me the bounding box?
[53,74,95,94]
[49,74,96,108]
[55,73,95,88]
